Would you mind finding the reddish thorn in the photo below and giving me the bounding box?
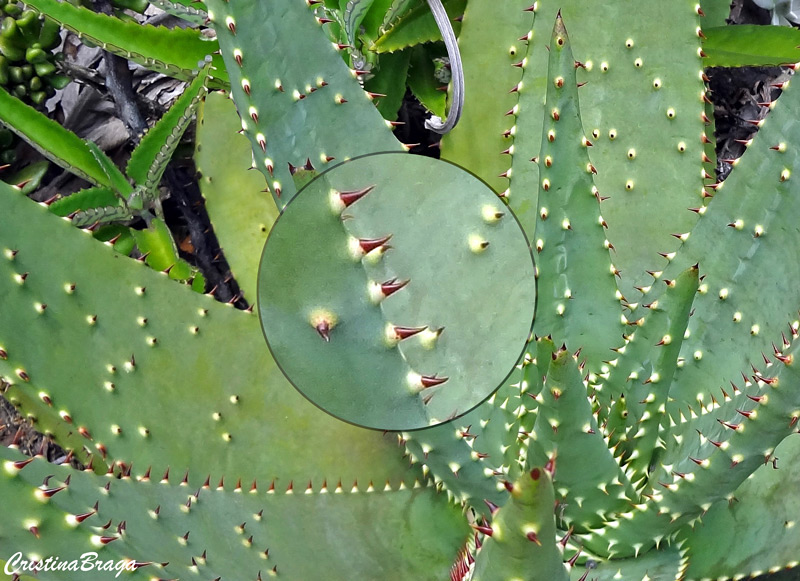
[381,278,409,298]
[339,185,375,208]
[358,235,392,254]
[74,506,97,523]
[717,419,740,431]
[470,523,493,536]
[316,321,331,342]
[318,17,334,23]
[393,325,428,340]
[560,528,573,547]
[40,485,66,498]
[421,375,448,388]
[234,54,242,66]
[526,531,541,545]
[13,458,34,470]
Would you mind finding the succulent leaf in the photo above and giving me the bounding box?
[469,465,569,581]
[372,0,465,54]
[0,180,423,487]
[206,0,402,208]
[0,445,468,580]
[439,0,534,195]
[0,86,126,189]
[22,0,225,83]
[194,91,280,301]
[126,64,210,192]
[525,13,624,371]
[527,341,637,533]
[258,153,536,429]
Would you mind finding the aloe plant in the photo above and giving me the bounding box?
[2,0,800,579]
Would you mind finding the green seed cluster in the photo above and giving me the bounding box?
[0,0,69,107]
[0,126,15,165]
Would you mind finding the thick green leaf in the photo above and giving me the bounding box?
[22,0,225,82]
[149,0,208,25]
[680,435,800,579]
[408,43,447,118]
[206,0,402,208]
[364,49,412,119]
[372,0,465,53]
[439,0,533,196]
[0,179,420,494]
[0,87,119,188]
[0,446,469,580]
[703,24,800,67]
[132,218,195,281]
[127,65,210,190]
[195,91,279,301]
[86,141,132,197]
[48,187,120,217]
[1,160,48,194]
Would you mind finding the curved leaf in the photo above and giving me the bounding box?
[0,87,121,188]
[703,24,800,67]
[22,0,225,83]
[127,65,210,190]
